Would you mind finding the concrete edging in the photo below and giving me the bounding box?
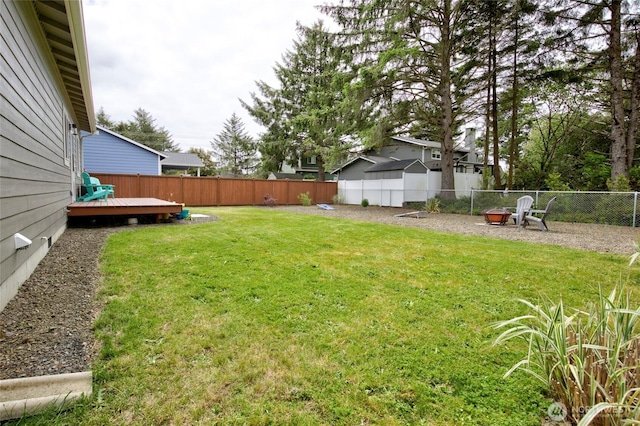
[0,371,92,421]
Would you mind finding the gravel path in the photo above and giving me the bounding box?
[0,207,636,380]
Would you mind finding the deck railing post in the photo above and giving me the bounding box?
[216,177,221,206]
[180,175,184,204]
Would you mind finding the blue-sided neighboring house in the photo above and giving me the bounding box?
[82,126,166,175]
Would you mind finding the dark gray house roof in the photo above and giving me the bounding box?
[160,152,205,176]
[268,173,303,180]
[330,155,388,174]
[161,152,205,168]
[365,159,424,172]
[390,135,442,149]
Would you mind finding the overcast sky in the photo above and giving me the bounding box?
[82,0,329,152]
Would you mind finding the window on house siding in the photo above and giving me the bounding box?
[431,150,441,160]
[73,134,80,172]
[64,117,71,166]
[307,156,317,165]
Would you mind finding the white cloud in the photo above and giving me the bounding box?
[82,0,329,151]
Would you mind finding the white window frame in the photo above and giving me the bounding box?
[431,150,441,160]
[64,116,72,166]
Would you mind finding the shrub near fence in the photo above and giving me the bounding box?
[90,174,338,207]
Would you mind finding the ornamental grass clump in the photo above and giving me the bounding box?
[493,282,639,425]
[297,191,312,206]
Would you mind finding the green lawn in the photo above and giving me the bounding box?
[19,207,639,425]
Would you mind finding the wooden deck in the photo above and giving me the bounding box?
[67,198,182,217]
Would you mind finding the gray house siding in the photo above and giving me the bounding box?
[0,1,94,310]
[366,170,403,180]
[380,144,464,163]
[365,162,427,180]
[379,144,426,161]
[83,129,162,175]
[405,162,427,174]
[335,158,375,180]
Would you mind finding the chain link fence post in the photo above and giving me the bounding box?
[470,189,475,216]
[634,192,638,228]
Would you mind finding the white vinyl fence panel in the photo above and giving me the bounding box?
[338,171,483,207]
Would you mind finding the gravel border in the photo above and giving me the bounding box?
[0,227,116,380]
[0,207,636,380]
[273,205,639,255]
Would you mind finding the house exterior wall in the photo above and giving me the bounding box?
[0,1,78,310]
[365,170,403,180]
[379,144,426,161]
[379,143,470,165]
[83,130,161,175]
[335,159,374,180]
[406,163,427,174]
[301,155,317,169]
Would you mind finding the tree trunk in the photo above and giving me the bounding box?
[317,155,326,182]
[439,0,455,199]
[626,28,640,171]
[609,0,628,182]
[508,9,519,190]
[491,30,503,189]
[483,12,492,190]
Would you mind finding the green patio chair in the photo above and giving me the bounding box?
[76,172,112,202]
[89,176,115,198]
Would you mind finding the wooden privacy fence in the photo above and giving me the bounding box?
[90,174,338,207]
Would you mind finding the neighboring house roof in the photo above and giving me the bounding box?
[365,159,426,172]
[390,136,442,149]
[268,173,303,180]
[331,155,387,174]
[33,1,95,132]
[95,126,167,159]
[161,152,204,168]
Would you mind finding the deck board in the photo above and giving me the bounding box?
[67,198,182,217]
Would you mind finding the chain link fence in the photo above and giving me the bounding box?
[338,186,640,227]
[433,190,639,227]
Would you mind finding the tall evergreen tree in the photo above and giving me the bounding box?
[474,0,539,189]
[501,0,539,189]
[95,107,178,151]
[242,21,355,181]
[211,113,257,177]
[542,0,640,186]
[187,147,217,177]
[114,108,178,152]
[96,106,116,129]
[241,80,296,177]
[321,0,487,197]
